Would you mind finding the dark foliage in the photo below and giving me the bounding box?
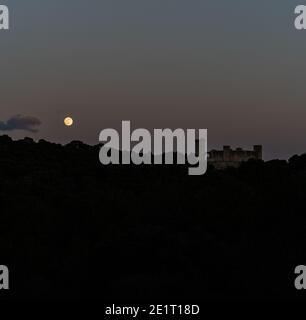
[1,135,306,300]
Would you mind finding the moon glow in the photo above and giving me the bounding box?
[64,117,74,127]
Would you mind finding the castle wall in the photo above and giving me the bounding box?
[208,145,262,169]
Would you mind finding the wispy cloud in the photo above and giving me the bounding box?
[0,115,42,133]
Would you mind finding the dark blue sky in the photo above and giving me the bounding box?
[0,0,305,159]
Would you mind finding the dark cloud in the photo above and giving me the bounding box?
[0,115,41,133]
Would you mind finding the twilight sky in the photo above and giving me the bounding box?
[0,0,305,159]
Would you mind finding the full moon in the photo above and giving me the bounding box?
[64,117,74,127]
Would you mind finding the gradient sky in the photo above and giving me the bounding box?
[0,0,306,159]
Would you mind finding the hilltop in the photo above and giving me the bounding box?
[0,135,306,300]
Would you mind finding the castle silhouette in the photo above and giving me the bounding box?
[208,145,263,169]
